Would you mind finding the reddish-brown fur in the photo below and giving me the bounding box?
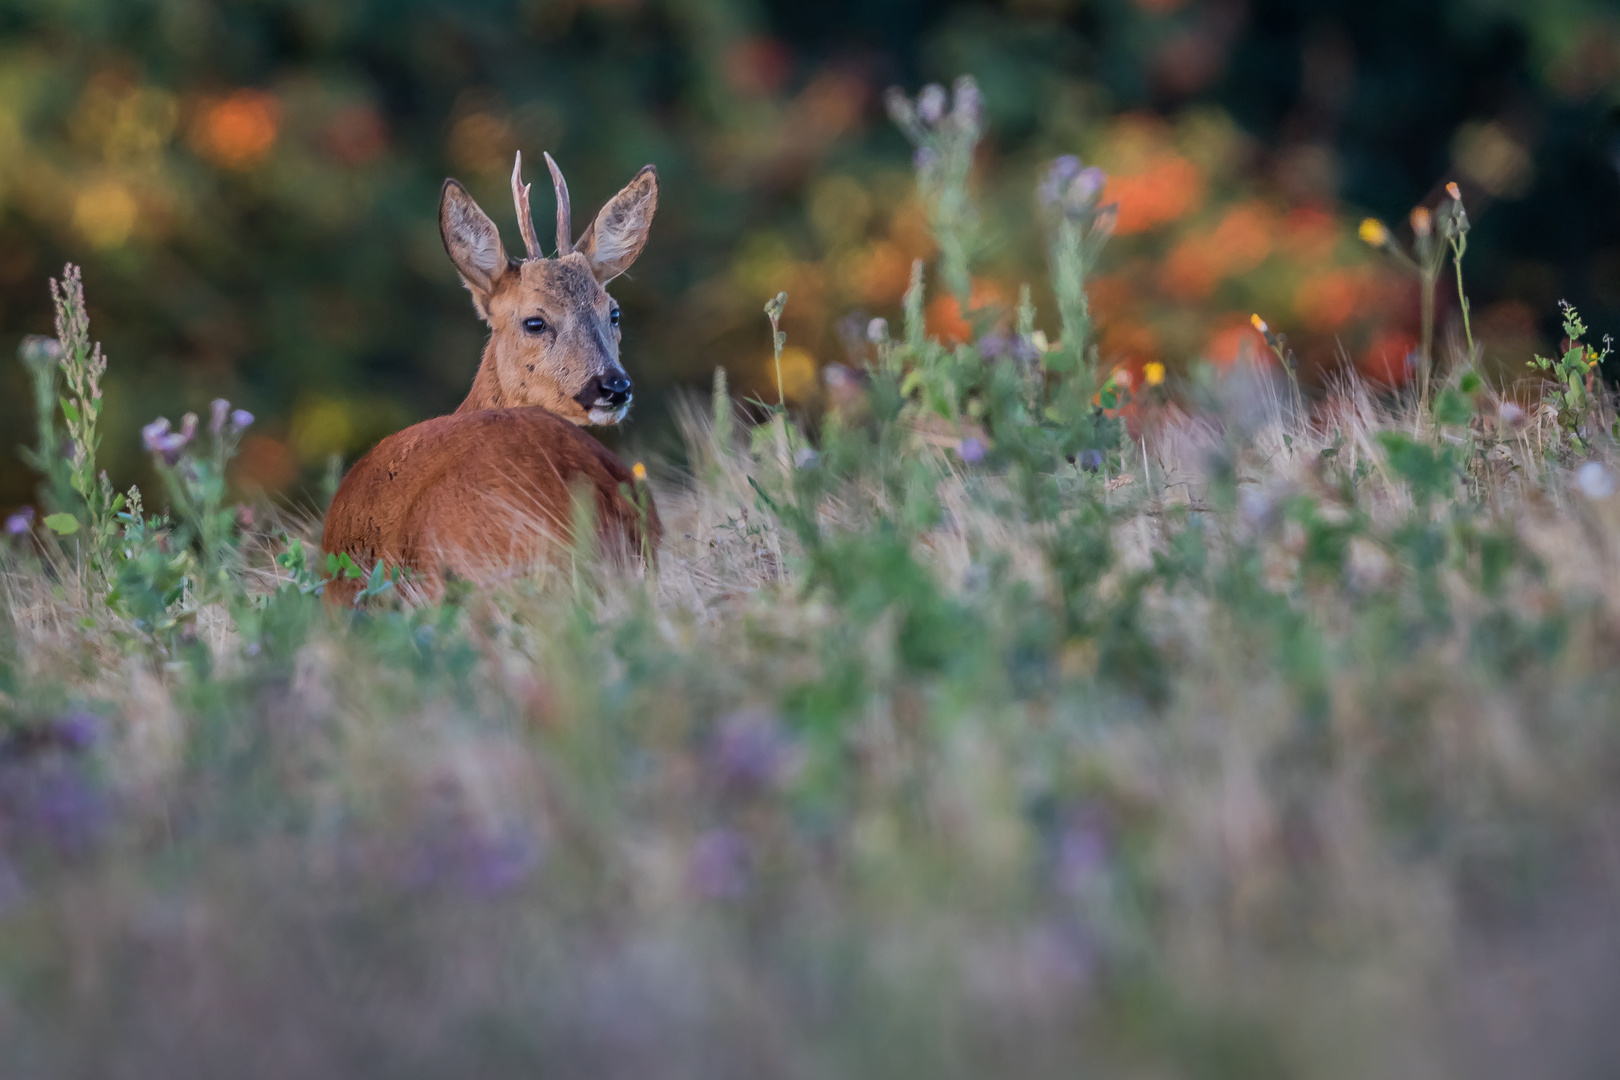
[321,153,661,603]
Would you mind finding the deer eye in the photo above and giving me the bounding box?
[522,316,547,335]
[609,307,621,327]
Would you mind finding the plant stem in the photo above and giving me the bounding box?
[1419,266,1437,411]
[1451,237,1474,358]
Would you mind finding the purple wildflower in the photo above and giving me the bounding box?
[917,83,948,126]
[209,398,230,436]
[231,408,254,431]
[0,759,107,855]
[1071,166,1107,207]
[142,415,194,465]
[1040,157,1109,219]
[711,709,792,792]
[140,417,171,453]
[4,507,34,535]
[690,828,750,899]
[866,317,889,344]
[49,710,100,751]
[1077,449,1104,473]
[1054,819,1110,897]
[1038,156,1080,208]
[403,819,544,897]
[958,437,986,464]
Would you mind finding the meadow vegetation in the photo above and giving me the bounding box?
[4,79,1620,1078]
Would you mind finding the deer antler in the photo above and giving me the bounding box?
[544,151,573,256]
[511,152,543,259]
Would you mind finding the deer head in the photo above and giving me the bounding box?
[440,152,658,425]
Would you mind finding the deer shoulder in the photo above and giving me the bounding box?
[322,152,661,604]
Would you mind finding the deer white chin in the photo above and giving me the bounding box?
[587,402,631,426]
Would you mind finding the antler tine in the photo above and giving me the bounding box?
[543,151,573,256]
[511,152,543,259]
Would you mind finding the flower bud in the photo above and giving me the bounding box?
[18,335,63,371]
[952,76,984,129]
[1358,218,1390,247]
[231,409,254,430]
[883,87,916,131]
[1446,181,1462,201]
[140,417,172,453]
[1039,156,1083,209]
[1092,202,1118,239]
[1410,206,1432,238]
[4,507,34,535]
[179,412,199,441]
[917,83,947,126]
[866,317,889,344]
[1070,166,1107,209]
[210,398,230,436]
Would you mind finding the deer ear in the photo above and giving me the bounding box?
[576,165,657,283]
[439,179,509,321]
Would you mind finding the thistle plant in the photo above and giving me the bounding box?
[139,399,255,593]
[884,77,985,311]
[1037,155,1115,386]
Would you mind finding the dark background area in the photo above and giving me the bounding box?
[1,0,1616,510]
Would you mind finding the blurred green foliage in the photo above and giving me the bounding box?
[1,0,1617,514]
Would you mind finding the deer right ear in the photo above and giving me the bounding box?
[576,165,658,284]
[439,179,509,322]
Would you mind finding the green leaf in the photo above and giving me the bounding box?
[366,560,384,592]
[110,492,125,512]
[1459,371,1482,394]
[43,512,79,535]
[59,397,80,425]
[1435,388,1473,426]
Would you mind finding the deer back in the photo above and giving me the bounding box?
[323,408,660,605]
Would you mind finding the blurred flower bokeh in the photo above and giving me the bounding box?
[0,0,1617,510]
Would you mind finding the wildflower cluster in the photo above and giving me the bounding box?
[1529,300,1613,454]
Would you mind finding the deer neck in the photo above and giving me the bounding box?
[456,340,513,413]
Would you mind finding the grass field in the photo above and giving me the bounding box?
[4,82,1620,1078]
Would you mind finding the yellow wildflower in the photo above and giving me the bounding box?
[1143,361,1165,386]
[1359,218,1390,247]
[1250,313,1269,335]
[632,461,647,482]
[1446,181,1462,201]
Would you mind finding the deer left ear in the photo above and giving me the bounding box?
[440,179,510,322]
[576,165,658,284]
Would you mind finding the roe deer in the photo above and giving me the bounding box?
[321,152,662,604]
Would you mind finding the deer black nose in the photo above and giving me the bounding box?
[601,374,632,406]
